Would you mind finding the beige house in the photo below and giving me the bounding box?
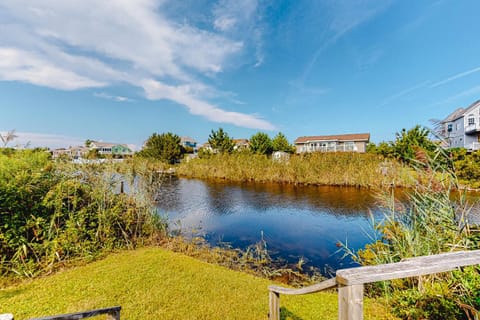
[294,133,370,153]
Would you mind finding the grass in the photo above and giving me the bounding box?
[0,247,393,320]
[177,152,415,188]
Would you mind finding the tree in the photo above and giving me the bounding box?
[139,132,183,164]
[249,132,273,155]
[392,125,437,164]
[0,129,18,147]
[208,128,234,154]
[272,132,294,153]
[85,139,93,147]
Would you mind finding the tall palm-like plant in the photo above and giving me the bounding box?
[0,129,18,147]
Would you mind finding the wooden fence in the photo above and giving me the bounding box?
[268,250,480,320]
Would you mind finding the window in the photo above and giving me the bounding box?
[447,124,452,132]
[468,115,475,125]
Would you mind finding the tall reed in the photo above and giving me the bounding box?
[341,147,480,319]
[177,152,415,188]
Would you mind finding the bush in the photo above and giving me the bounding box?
[0,150,167,278]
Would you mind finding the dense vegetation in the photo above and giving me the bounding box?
[342,146,480,319]
[0,149,167,279]
[178,151,415,188]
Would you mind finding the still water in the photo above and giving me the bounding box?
[155,177,386,272]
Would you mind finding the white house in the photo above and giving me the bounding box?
[294,133,370,153]
[441,100,480,150]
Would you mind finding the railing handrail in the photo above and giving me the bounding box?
[268,250,480,320]
[269,278,336,295]
[337,249,480,285]
[28,306,121,320]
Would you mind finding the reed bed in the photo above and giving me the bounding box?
[177,152,416,188]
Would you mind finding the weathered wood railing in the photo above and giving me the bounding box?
[25,306,121,320]
[269,250,480,320]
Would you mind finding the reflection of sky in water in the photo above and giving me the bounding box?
[155,178,384,271]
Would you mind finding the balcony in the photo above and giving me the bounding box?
[465,123,480,134]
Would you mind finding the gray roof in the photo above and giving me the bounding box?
[442,100,480,122]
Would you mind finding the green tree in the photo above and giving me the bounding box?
[208,128,234,154]
[139,132,183,164]
[271,132,294,153]
[85,139,93,147]
[249,132,273,155]
[392,125,437,165]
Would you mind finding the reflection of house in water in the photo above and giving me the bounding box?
[294,133,370,153]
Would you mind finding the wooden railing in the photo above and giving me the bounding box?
[268,250,480,320]
[26,306,121,320]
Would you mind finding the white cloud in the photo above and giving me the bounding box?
[0,48,105,90]
[0,0,274,130]
[94,92,132,102]
[0,131,85,149]
[142,79,275,130]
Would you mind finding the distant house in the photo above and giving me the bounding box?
[89,141,133,157]
[294,133,370,153]
[440,100,480,150]
[180,137,197,151]
[233,139,249,151]
[51,146,89,159]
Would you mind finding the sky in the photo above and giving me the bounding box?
[1,0,480,149]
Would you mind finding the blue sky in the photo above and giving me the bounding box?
[1,0,480,149]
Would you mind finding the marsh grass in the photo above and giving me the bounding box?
[341,147,480,319]
[177,152,415,188]
[0,151,168,279]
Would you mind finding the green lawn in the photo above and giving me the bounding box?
[0,248,392,319]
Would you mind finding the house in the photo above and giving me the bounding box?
[180,137,197,151]
[294,133,370,153]
[232,139,249,151]
[440,100,480,150]
[51,146,89,159]
[89,141,133,157]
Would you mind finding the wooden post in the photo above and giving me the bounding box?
[107,309,120,320]
[269,290,280,320]
[338,284,363,320]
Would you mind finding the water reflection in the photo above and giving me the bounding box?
[155,177,385,271]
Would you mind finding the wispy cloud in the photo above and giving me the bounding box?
[0,0,274,130]
[212,0,266,67]
[426,85,480,109]
[94,92,133,103]
[429,66,480,88]
[302,0,394,80]
[378,80,431,108]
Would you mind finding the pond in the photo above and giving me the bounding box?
[155,177,394,273]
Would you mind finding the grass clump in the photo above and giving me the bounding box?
[0,247,392,320]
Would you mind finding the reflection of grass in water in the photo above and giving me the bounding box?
[162,232,327,287]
